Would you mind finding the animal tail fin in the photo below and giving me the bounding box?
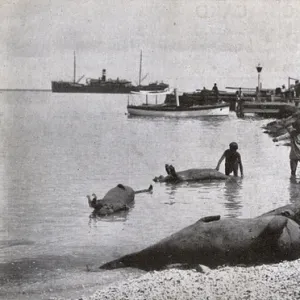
[168,165,178,178]
[87,195,93,208]
[134,184,153,194]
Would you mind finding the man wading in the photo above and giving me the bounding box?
[273,119,300,177]
[216,142,244,177]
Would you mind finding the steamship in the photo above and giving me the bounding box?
[51,52,169,94]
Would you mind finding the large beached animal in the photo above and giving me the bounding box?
[259,202,300,224]
[87,184,153,216]
[99,214,300,270]
[153,164,228,183]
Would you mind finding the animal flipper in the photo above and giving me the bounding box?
[165,164,170,175]
[134,184,153,194]
[168,165,178,178]
[87,195,94,208]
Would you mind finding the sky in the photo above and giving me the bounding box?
[1,0,300,90]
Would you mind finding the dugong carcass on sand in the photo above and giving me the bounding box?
[153,164,228,183]
[99,214,300,270]
[87,184,153,216]
[259,201,300,224]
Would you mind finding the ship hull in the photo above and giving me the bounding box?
[51,81,133,94]
[51,81,169,94]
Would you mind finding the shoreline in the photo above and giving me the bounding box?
[50,259,300,300]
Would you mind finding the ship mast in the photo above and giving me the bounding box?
[73,51,76,83]
[138,50,142,86]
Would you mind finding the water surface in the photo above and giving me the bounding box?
[0,91,298,299]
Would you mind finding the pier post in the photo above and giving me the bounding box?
[175,88,180,107]
[256,64,263,102]
[73,51,76,83]
[236,99,244,118]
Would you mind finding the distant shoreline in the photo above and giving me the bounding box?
[0,89,51,92]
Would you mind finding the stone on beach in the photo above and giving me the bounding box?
[78,259,300,300]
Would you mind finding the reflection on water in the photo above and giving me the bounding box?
[0,239,35,250]
[164,182,181,201]
[88,206,133,224]
[0,254,85,285]
[223,178,243,218]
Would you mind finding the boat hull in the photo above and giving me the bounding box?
[127,103,230,117]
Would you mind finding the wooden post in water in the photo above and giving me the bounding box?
[175,88,180,107]
[139,50,142,86]
[73,51,76,83]
[256,64,262,102]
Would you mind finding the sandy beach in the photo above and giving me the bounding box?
[51,259,300,300]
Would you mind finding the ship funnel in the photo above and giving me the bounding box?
[102,69,106,81]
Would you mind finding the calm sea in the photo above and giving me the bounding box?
[0,91,299,299]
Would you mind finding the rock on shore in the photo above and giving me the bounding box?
[73,259,300,300]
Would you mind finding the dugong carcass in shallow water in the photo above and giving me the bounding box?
[99,214,300,270]
[87,184,153,216]
[153,164,228,183]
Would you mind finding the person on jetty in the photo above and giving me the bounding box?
[216,142,244,177]
[201,87,208,103]
[273,119,300,177]
[212,83,219,102]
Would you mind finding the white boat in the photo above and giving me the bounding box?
[130,89,171,95]
[127,89,230,117]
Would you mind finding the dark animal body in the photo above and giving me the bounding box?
[87,184,152,216]
[153,165,228,183]
[259,202,300,224]
[99,214,300,270]
[263,111,300,139]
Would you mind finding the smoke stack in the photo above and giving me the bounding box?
[102,69,106,81]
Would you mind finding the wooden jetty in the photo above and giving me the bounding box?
[236,100,300,118]
[227,82,300,118]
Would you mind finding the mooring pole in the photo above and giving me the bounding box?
[256,64,263,102]
[73,51,76,83]
[175,88,180,107]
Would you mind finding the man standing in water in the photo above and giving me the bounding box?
[216,142,244,177]
[273,119,300,177]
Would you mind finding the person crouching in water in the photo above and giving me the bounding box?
[273,119,300,177]
[216,142,244,177]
